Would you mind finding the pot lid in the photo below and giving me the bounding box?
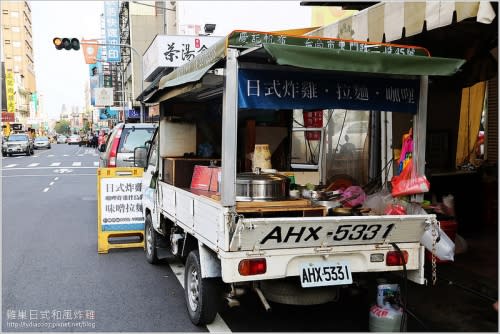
[236,171,289,183]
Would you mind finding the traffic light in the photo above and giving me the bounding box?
[53,37,80,50]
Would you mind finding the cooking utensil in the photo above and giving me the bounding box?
[236,169,290,201]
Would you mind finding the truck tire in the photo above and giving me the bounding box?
[184,250,219,326]
[144,214,159,264]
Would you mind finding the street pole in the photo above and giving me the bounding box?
[82,41,145,122]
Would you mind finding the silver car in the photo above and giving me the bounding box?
[99,123,156,168]
[34,136,51,149]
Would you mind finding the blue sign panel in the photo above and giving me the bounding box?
[104,1,120,62]
[238,69,419,113]
[100,107,119,120]
[127,109,140,119]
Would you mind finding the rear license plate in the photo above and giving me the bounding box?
[300,261,352,288]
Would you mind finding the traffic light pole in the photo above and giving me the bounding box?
[82,41,145,122]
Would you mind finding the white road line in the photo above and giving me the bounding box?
[1,166,97,171]
[64,154,69,157]
[168,260,231,333]
[78,154,84,157]
[54,177,59,181]
[49,182,55,186]
[48,154,55,157]
[50,162,61,166]
[1,174,96,178]
[93,162,99,166]
[5,164,17,168]
[28,163,40,167]
[72,162,82,166]
[42,187,49,192]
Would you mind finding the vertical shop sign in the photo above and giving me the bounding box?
[5,71,15,113]
[104,1,121,62]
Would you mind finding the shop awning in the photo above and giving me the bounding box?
[262,43,465,76]
[308,1,495,43]
[146,28,467,103]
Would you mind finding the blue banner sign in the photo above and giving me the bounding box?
[104,1,120,62]
[238,69,419,113]
[127,109,140,119]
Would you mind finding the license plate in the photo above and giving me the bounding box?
[300,261,352,288]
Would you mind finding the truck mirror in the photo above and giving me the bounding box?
[134,146,148,168]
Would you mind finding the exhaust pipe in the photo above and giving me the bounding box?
[253,286,272,312]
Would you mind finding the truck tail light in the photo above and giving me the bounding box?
[108,128,122,167]
[386,250,408,266]
[238,258,266,276]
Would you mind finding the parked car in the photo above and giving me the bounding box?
[33,136,51,149]
[99,123,156,167]
[57,135,67,144]
[331,120,369,154]
[2,133,34,156]
[67,134,81,145]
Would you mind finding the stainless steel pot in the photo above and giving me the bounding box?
[236,169,290,201]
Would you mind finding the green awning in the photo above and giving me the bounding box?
[262,43,466,76]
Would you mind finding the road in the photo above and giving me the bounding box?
[2,143,497,332]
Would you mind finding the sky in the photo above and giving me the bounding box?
[30,1,311,121]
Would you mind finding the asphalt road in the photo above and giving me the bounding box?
[2,143,497,332]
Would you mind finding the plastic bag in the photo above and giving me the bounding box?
[420,224,455,261]
[391,160,430,197]
[363,189,393,215]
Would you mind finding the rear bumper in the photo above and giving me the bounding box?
[219,243,425,285]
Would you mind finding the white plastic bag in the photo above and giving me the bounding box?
[420,224,455,261]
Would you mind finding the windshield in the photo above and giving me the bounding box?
[118,128,155,153]
[35,137,48,141]
[8,135,28,141]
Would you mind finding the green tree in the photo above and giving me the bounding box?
[54,120,71,135]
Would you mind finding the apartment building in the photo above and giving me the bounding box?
[1,0,36,127]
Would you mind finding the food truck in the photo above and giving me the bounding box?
[136,30,464,325]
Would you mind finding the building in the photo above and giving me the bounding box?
[1,0,37,131]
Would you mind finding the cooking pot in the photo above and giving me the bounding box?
[236,169,290,201]
[332,206,372,216]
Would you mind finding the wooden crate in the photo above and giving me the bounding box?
[162,157,220,187]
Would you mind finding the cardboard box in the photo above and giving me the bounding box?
[162,158,220,188]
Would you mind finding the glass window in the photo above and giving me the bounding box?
[10,11,19,17]
[117,127,155,153]
[14,56,22,62]
[13,41,21,48]
[11,26,20,33]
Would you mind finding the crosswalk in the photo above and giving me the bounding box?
[2,161,99,169]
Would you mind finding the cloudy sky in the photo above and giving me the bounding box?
[31,1,311,120]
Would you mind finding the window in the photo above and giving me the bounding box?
[11,26,20,33]
[13,41,21,48]
[14,56,22,62]
[10,11,19,17]
[118,128,155,153]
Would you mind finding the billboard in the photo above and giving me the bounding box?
[104,1,120,62]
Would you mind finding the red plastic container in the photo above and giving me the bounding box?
[425,220,458,264]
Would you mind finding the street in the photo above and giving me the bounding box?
[2,143,498,332]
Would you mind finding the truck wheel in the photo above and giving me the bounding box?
[184,250,219,325]
[144,214,159,264]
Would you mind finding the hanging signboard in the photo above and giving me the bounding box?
[238,68,419,113]
[97,167,144,254]
[94,87,114,107]
[104,1,120,62]
[143,35,221,81]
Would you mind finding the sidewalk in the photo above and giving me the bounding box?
[405,225,498,332]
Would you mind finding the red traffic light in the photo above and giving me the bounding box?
[53,37,80,51]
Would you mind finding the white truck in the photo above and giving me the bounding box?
[135,30,464,325]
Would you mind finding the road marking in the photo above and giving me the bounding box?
[72,162,82,166]
[49,182,55,186]
[94,162,99,166]
[43,187,49,192]
[1,166,97,171]
[64,154,69,157]
[168,259,231,333]
[5,164,17,168]
[48,154,55,157]
[1,174,96,178]
[78,154,84,157]
[50,162,61,166]
[54,168,73,174]
[28,163,40,167]
[54,177,59,181]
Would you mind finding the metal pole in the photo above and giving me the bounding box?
[82,41,145,122]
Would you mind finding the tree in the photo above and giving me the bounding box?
[54,120,71,135]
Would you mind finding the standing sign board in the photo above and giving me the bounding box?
[97,167,144,254]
